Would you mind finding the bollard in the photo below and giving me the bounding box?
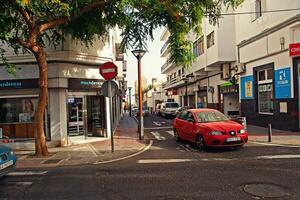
[268,123,272,142]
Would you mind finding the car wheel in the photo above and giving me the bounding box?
[196,135,206,151]
[174,129,181,142]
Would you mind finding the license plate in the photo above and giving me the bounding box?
[0,160,13,170]
[226,137,241,142]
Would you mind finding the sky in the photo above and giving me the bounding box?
[125,27,166,91]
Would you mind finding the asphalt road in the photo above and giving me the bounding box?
[1,114,300,200]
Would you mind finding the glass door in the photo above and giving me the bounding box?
[68,97,84,136]
[87,96,106,137]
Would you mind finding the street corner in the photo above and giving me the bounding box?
[93,138,153,165]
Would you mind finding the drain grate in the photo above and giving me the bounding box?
[243,183,287,198]
[41,159,63,164]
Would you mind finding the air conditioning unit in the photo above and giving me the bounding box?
[235,63,246,74]
[221,63,230,79]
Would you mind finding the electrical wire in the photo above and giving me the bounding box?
[214,8,300,16]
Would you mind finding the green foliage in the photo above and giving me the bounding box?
[0,0,244,69]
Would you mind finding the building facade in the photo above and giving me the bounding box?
[160,0,300,131]
[0,29,127,147]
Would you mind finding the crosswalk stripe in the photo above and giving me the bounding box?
[150,131,166,140]
[137,159,194,164]
[7,171,48,176]
[166,130,174,136]
[256,154,300,159]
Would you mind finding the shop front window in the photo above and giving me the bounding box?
[257,69,273,114]
[0,98,37,123]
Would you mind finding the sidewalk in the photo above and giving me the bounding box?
[247,125,300,146]
[15,114,149,169]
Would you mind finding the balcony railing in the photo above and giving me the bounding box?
[160,39,170,55]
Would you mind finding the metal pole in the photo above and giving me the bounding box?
[268,123,272,142]
[137,56,144,140]
[129,88,132,116]
[185,81,188,107]
[108,80,114,152]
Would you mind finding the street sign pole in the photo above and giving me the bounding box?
[108,80,114,152]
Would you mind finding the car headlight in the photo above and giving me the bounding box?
[209,131,223,135]
[238,129,246,134]
[8,151,15,156]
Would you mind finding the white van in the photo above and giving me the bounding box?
[160,102,180,118]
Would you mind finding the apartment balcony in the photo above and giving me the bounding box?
[161,59,175,74]
[163,75,186,90]
[160,39,170,57]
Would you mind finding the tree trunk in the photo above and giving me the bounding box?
[32,46,49,156]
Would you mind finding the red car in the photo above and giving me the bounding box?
[173,108,248,150]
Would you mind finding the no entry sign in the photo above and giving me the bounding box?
[99,62,118,80]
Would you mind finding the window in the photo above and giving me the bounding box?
[255,0,262,19]
[178,69,181,76]
[193,36,204,57]
[207,31,214,49]
[0,98,37,123]
[257,68,273,114]
[182,67,185,75]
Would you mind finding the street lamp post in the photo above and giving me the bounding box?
[132,49,146,140]
[128,87,132,116]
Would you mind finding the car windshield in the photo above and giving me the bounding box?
[166,103,179,108]
[142,107,148,110]
[196,111,229,123]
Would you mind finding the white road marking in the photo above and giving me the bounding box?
[137,159,194,164]
[166,130,174,136]
[7,171,48,176]
[150,131,166,140]
[15,182,33,186]
[153,121,162,126]
[256,154,300,159]
[179,144,191,152]
[145,126,172,130]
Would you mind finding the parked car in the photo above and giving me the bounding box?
[160,102,180,118]
[173,108,248,150]
[175,106,193,116]
[0,145,17,178]
[136,107,150,117]
[131,107,138,116]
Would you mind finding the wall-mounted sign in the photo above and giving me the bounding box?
[275,67,291,99]
[240,75,254,100]
[289,43,300,57]
[68,78,103,90]
[221,85,238,94]
[0,79,38,89]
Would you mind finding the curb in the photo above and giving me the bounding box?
[94,139,153,164]
[249,140,300,148]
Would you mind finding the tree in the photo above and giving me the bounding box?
[0,0,243,156]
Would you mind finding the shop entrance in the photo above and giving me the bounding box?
[86,96,106,137]
[67,97,84,136]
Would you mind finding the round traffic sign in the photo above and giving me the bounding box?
[101,80,119,97]
[99,62,118,80]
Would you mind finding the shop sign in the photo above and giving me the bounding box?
[275,67,291,99]
[240,75,254,100]
[221,85,238,94]
[0,79,38,89]
[289,43,300,57]
[68,78,103,90]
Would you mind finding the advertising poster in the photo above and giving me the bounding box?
[274,67,291,99]
[240,75,254,100]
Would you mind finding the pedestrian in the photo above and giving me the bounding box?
[197,98,203,109]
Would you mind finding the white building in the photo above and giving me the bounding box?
[160,0,300,131]
[0,29,127,147]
